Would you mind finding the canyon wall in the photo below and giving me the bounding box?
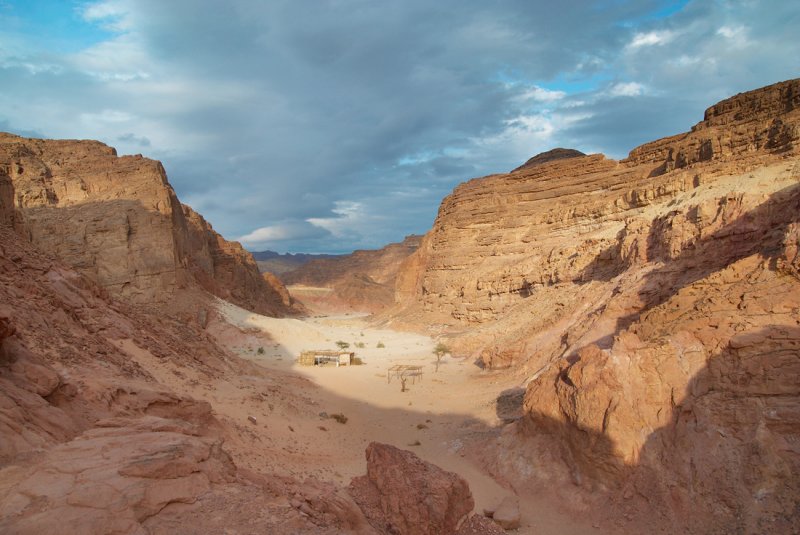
[283,235,421,312]
[0,134,294,316]
[394,79,800,533]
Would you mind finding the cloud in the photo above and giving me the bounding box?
[608,82,646,97]
[117,132,150,147]
[237,220,330,250]
[517,85,567,102]
[627,30,675,48]
[0,0,797,253]
[307,201,374,239]
[80,0,133,31]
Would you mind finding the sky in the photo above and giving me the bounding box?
[0,1,798,253]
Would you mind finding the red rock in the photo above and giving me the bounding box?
[0,133,296,317]
[349,442,474,534]
[390,79,800,533]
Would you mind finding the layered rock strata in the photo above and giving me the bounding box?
[393,79,800,533]
[0,216,365,534]
[0,133,294,316]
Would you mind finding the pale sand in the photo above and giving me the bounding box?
[199,298,604,534]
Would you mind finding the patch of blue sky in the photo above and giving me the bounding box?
[648,0,690,20]
[397,150,437,166]
[609,0,690,28]
[493,69,612,99]
[544,73,612,96]
[1,0,118,53]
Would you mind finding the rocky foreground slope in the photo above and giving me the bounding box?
[391,79,800,532]
[0,133,295,316]
[0,201,359,532]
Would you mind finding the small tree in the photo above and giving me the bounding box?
[433,342,449,372]
[335,340,350,350]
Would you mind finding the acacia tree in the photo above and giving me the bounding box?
[433,342,449,372]
[336,340,350,350]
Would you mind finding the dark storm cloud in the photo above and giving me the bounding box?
[0,0,797,252]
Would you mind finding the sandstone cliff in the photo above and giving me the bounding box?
[0,133,295,316]
[0,221,366,533]
[392,79,800,533]
[283,235,421,313]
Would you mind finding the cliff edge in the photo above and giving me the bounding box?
[0,134,296,316]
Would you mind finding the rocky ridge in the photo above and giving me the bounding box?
[390,79,800,533]
[283,235,421,313]
[0,133,295,316]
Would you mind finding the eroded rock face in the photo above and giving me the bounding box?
[0,421,236,534]
[0,134,294,316]
[393,79,800,533]
[0,209,357,534]
[283,235,421,313]
[349,442,474,535]
[396,80,800,335]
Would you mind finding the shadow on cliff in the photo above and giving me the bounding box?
[514,323,800,534]
[16,199,296,317]
[629,323,800,533]
[613,181,800,331]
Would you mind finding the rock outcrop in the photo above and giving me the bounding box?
[0,211,362,534]
[392,79,800,533]
[0,133,295,316]
[511,147,585,172]
[283,235,421,313]
[349,442,474,535]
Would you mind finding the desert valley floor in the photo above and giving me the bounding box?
[202,299,598,534]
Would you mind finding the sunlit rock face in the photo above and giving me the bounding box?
[0,133,294,316]
[395,79,800,533]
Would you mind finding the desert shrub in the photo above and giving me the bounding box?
[257,347,265,355]
[376,341,385,348]
[336,340,350,350]
[331,413,348,424]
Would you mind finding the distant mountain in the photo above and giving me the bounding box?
[251,250,342,275]
[280,235,422,313]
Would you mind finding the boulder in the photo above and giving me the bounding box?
[349,442,474,535]
[491,497,521,530]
